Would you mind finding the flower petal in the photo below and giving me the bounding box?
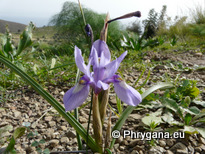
[113,79,142,106]
[63,83,90,111]
[74,46,87,74]
[96,80,109,90]
[90,39,111,62]
[103,51,127,79]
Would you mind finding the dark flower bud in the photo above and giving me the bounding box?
[85,24,92,37]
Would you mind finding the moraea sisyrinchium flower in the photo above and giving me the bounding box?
[63,39,142,111]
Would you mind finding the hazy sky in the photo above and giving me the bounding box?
[0,0,204,27]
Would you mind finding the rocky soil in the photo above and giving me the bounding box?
[0,50,205,154]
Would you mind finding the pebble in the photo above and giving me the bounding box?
[49,121,56,127]
[199,137,205,144]
[159,140,166,147]
[67,130,76,138]
[176,149,189,154]
[130,151,139,154]
[169,142,188,153]
[79,117,87,123]
[166,150,174,154]
[166,139,174,146]
[60,137,69,144]
[49,139,59,147]
[44,116,53,122]
[60,126,67,131]
[129,139,139,147]
[13,110,21,118]
[195,146,202,152]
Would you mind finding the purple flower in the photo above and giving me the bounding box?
[63,40,142,111]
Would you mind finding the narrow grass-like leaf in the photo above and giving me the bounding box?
[110,82,173,149]
[0,55,100,153]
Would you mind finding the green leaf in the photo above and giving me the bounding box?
[0,55,100,153]
[110,82,173,149]
[197,117,205,123]
[43,148,50,154]
[142,115,162,126]
[13,127,26,140]
[193,109,205,121]
[184,113,192,125]
[1,28,16,59]
[4,137,16,153]
[105,148,112,154]
[162,98,183,119]
[15,22,35,57]
[161,113,175,124]
[196,127,205,138]
[193,100,205,107]
[31,141,39,147]
[39,139,46,144]
[189,106,200,115]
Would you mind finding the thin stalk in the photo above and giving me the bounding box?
[75,68,83,150]
[86,89,93,153]
[78,0,86,25]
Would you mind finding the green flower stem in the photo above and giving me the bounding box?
[0,55,101,153]
[74,68,83,150]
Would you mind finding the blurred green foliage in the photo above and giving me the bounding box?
[49,1,123,52]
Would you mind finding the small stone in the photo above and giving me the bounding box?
[121,140,129,146]
[13,110,21,118]
[169,142,187,153]
[166,139,174,146]
[131,150,139,154]
[45,116,52,122]
[110,97,116,104]
[79,117,87,123]
[194,52,203,57]
[60,126,67,131]
[24,97,29,101]
[200,144,205,150]
[115,136,123,144]
[166,150,174,154]
[159,140,166,147]
[128,114,142,120]
[31,123,37,129]
[25,146,36,153]
[49,139,59,147]
[149,146,166,154]
[67,130,76,138]
[119,146,125,151]
[191,140,198,147]
[130,139,139,147]
[139,151,143,154]
[195,147,202,152]
[187,145,194,153]
[60,91,65,96]
[176,149,188,154]
[134,145,144,151]
[49,121,56,127]
[114,143,119,150]
[60,137,69,144]
[199,137,205,144]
